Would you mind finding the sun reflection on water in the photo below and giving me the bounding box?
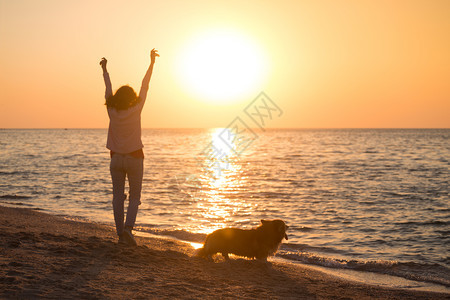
[193,128,254,234]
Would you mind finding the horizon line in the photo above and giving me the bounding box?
[1,127,449,130]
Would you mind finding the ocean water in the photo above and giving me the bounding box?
[1,128,449,287]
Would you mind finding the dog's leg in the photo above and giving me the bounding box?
[256,255,268,262]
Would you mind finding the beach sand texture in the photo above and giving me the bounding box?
[0,206,447,299]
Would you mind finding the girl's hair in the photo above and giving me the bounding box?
[105,85,141,110]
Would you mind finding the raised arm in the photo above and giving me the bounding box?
[100,57,112,99]
[139,49,159,101]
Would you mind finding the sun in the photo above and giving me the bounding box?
[176,29,268,104]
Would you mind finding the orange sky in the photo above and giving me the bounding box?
[0,0,449,128]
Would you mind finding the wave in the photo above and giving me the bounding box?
[0,171,38,176]
[394,220,450,227]
[0,194,33,200]
[58,154,84,160]
[276,249,450,287]
[296,226,314,232]
[282,242,348,254]
[137,227,207,243]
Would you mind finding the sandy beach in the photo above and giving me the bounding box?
[0,205,447,299]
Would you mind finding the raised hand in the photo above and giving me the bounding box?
[100,57,107,71]
[150,49,159,64]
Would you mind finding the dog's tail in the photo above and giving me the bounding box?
[195,235,210,258]
[195,247,207,258]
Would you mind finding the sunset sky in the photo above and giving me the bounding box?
[0,0,449,128]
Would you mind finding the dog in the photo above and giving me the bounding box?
[196,219,288,261]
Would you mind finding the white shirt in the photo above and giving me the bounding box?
[103,71,150,154]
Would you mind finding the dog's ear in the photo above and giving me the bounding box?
[283,223,289,240]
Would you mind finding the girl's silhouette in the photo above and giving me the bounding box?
[100,49,159,246]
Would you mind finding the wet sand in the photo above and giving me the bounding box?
[0,206,447,299]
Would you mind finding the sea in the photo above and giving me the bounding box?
[1,128,449,289]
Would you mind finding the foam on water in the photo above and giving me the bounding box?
[271,256,450,294]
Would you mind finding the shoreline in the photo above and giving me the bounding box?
[0,205,448,299]
[135,230,450,294]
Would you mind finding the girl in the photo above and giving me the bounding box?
[100,49,159,246]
